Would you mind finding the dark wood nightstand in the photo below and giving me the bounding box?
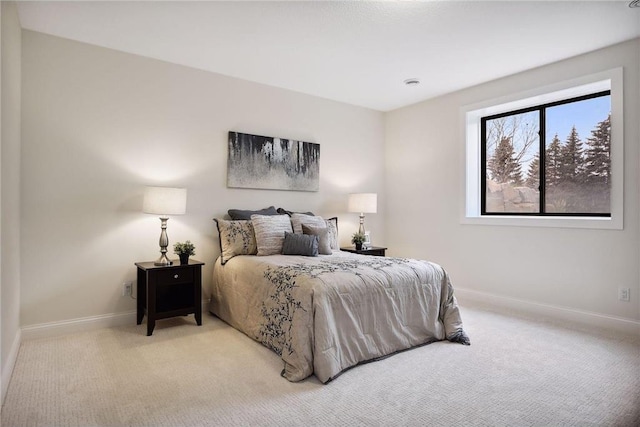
[135,259,204,336]
[340,246,387,257]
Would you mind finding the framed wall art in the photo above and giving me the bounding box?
[227,131,320,192]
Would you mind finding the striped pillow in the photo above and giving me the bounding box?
[251,214,293,256]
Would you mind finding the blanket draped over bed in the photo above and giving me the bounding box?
[210,251,469,383]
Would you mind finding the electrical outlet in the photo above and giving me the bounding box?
[122,282,133,297]
[618,287,630,302]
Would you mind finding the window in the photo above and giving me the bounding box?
[481,91,611,216]
[462,68,623,229]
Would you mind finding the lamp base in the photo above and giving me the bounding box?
[154,254,173,266]
[358,213,366,235]
[154,217,173,266]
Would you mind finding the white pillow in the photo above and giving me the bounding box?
[290,213,327,234]
[251,214,293,256]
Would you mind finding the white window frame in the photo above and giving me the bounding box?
[461,68,623,229]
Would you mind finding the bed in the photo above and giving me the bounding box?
[209,211,469,383]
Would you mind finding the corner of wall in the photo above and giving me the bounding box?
[1,329,20,406]
[1,0,23,407]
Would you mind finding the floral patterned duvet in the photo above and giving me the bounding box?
[209,251,469,383]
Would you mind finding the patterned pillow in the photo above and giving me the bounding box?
[302,224,332,255]
[290,213,327,234]
[282,232,318,257]
[214,219,257,265]
[325,217,339,250]
[251,214,293,256]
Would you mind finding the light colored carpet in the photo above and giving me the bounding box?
[2,304,639,427]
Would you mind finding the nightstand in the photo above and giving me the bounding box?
[340,246,387,257]
[135,259,204,336]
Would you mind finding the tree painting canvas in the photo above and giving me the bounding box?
[227,131,320,192]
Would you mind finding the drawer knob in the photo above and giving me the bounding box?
[174,274,179,279]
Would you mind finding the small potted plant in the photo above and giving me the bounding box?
[351,232,366,251]
[173,240,195,265]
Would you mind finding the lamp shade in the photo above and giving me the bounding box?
[143,186,187,215]
[348,193,377,214]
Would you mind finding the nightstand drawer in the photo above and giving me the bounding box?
[155,267,194,285]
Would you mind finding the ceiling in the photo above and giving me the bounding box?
[16,1,640,112]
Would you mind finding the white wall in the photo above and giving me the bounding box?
[20,31,385,327]
[385,38,640,322]
[17,28,640,332]
[1,0,22,404]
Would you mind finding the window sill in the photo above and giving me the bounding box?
[461,214,621,230]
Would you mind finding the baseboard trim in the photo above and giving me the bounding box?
[21,311,137,341]
[2,329,22,406]
[456,287,640,336]
[21,300,212,341]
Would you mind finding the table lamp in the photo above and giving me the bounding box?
[143,186,187,266]
[348,193,377,236]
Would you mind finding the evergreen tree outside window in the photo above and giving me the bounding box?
[488,137,524,186]
[481,91,611,216]
[525,153,540,190]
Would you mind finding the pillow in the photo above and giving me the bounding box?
[302,224,332,255]
[228,206,278,220]
[290,213,327,234]
[214,219,257,265]
[325,217,339,250]
[277,208,315,217]
[282,232,318,257]
[251,214,293,256]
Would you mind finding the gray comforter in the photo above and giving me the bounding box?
[209,251,469,383]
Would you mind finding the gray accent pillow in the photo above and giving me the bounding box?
[282,232,318,257]
[214,219,257,265]
[302,224,332,255]
[251,214,293,256]
[290,213,327,234]
[228,206,278,220]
